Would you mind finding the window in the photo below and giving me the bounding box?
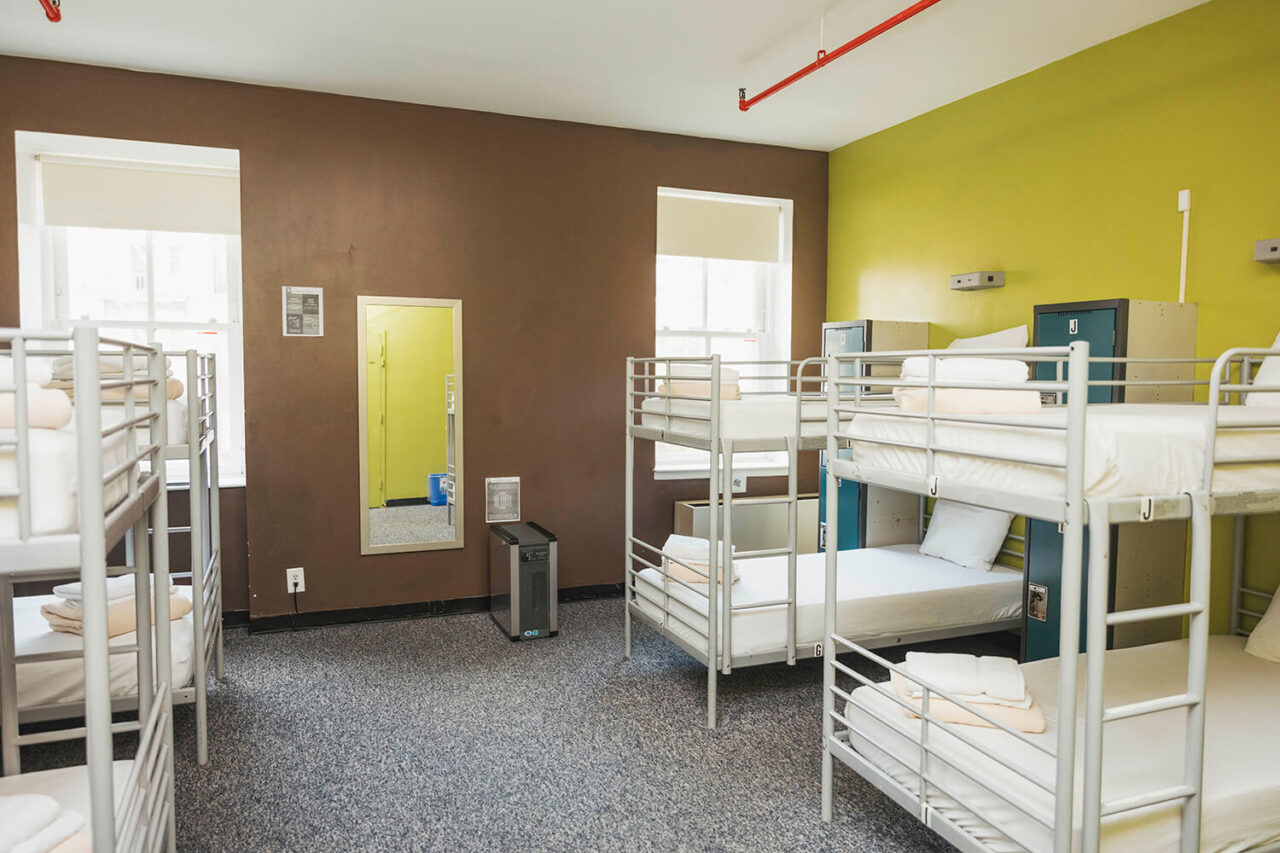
[14,132,246,486]
[654,189,792,477]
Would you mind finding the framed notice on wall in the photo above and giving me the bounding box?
[282,286,324,337]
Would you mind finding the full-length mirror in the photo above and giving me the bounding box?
[358,297,463,554]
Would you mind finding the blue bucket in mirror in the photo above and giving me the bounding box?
[428,473,447,506]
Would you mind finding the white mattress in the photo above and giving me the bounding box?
[0,422,130,539]
[841,636,1280,853]
[640,395,837,441]
[0,760,134,846]
[12,590,195,709]
[632,544,1022,659]
[845,403,1280,499]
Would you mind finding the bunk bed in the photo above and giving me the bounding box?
[0,327,176,850]
[819,341,1280,853]
[624,356,1025,728]
[0,349,223,769]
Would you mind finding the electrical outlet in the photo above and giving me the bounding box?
[285,567,305,593]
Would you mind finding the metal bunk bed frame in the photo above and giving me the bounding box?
[163,349,223,766]
[819,341,1280,853]
[445,373,457,526]
[0,327,176,851]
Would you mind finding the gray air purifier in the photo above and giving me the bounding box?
[489,522,558,640]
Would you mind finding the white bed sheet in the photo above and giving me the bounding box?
[0,422,130,539]
[0,760,134,846]
[844,403,1280,499]
[640,395,837,441]
[632,544,1022,659]
[841,636,1280,853]
[12,590,195,709]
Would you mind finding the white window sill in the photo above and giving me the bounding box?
[653,465,787,482]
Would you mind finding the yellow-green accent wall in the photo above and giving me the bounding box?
[366,305,455,506]
[827,0,1280,632]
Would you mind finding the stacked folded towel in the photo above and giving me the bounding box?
[0,794,86,853]
[657,365,741,401]
[40,576,192,639]
[894,356,1040,415]
[661,533,738,585]
[44,354,183,402]
[891,652,1045,733]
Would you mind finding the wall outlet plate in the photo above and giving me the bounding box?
[285,567,305,593]
[950,271,1005,291]
[1256,239,1280,263]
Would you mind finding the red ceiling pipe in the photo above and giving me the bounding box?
[739,0,947,112]
[37,0,61,22]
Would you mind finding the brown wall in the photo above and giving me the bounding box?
[0,56,827,619]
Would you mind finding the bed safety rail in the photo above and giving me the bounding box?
[821,340,1280,853]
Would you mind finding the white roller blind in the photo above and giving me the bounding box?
[657,194,780,263]
[41,161,241,235]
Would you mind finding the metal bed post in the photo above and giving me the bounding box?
[208,355,224,681]
[705,355,721,729]
[1181,491,1211,853]
[624,357,634,660]
[131,510,155,730]
[1052,339,1090,853]
[147,346,177,853]
[186,351,210,766]
[821,354,840,823]
[1081,498,1112,852]
[786,433,798,666]
[73,326,116,849]
[721,436,734,677]
[1230,515,1246,638]
[0,577,18,775]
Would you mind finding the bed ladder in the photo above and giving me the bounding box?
[716,434,802,676]
[1078,495,1211,853]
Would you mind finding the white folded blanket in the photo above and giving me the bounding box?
[11,809,84,853]
[899,356,1029,383]
[50,354,169,382]
[661,534,738,585]
[903,652,1028,707]
[52,575,143,605]
[0,795,62,851]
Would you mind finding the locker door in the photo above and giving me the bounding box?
[1024,520,1112,661]
[1034,308,1117,404]
[820,323,866,552]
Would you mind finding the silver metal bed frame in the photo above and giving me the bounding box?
[624,355,1023,729]
[819,342,1280,853]
[0,349,224,768]
[0,327,176,851]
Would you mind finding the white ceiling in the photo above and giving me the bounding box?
[0,0,1210,151]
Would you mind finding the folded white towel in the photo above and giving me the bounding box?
[903,652,1027,707]
[663,533,731,563]
[0,794,62,851]
[12,809,84,853]
[899,357,1029,383]
[50,354,170,382]
[667,364,740,383]
[52,575,144,604]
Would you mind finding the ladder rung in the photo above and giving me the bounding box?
[731,547,792,560]
[1102,785,1196,817]
[1103,693,1199,723]
[727,497,793,508]
[731,598,792,611]
[1107,602,1203,626]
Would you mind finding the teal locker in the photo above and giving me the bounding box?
[1024,299,1197,661]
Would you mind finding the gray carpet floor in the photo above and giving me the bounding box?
[23,598,1019,851]
[368,504,456,546]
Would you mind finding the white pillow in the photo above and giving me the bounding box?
[1245,331,1280,407]
[948,325,1028,351]
[1244,587,1280,663]
[0,355,53,386]
[919,500,1014,571]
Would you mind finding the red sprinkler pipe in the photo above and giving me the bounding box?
[739,0,946,112]
[37,0,61,22]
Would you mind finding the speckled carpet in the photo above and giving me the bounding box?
[24,598,1019,851]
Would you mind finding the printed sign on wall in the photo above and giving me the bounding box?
[282,286,324,337]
